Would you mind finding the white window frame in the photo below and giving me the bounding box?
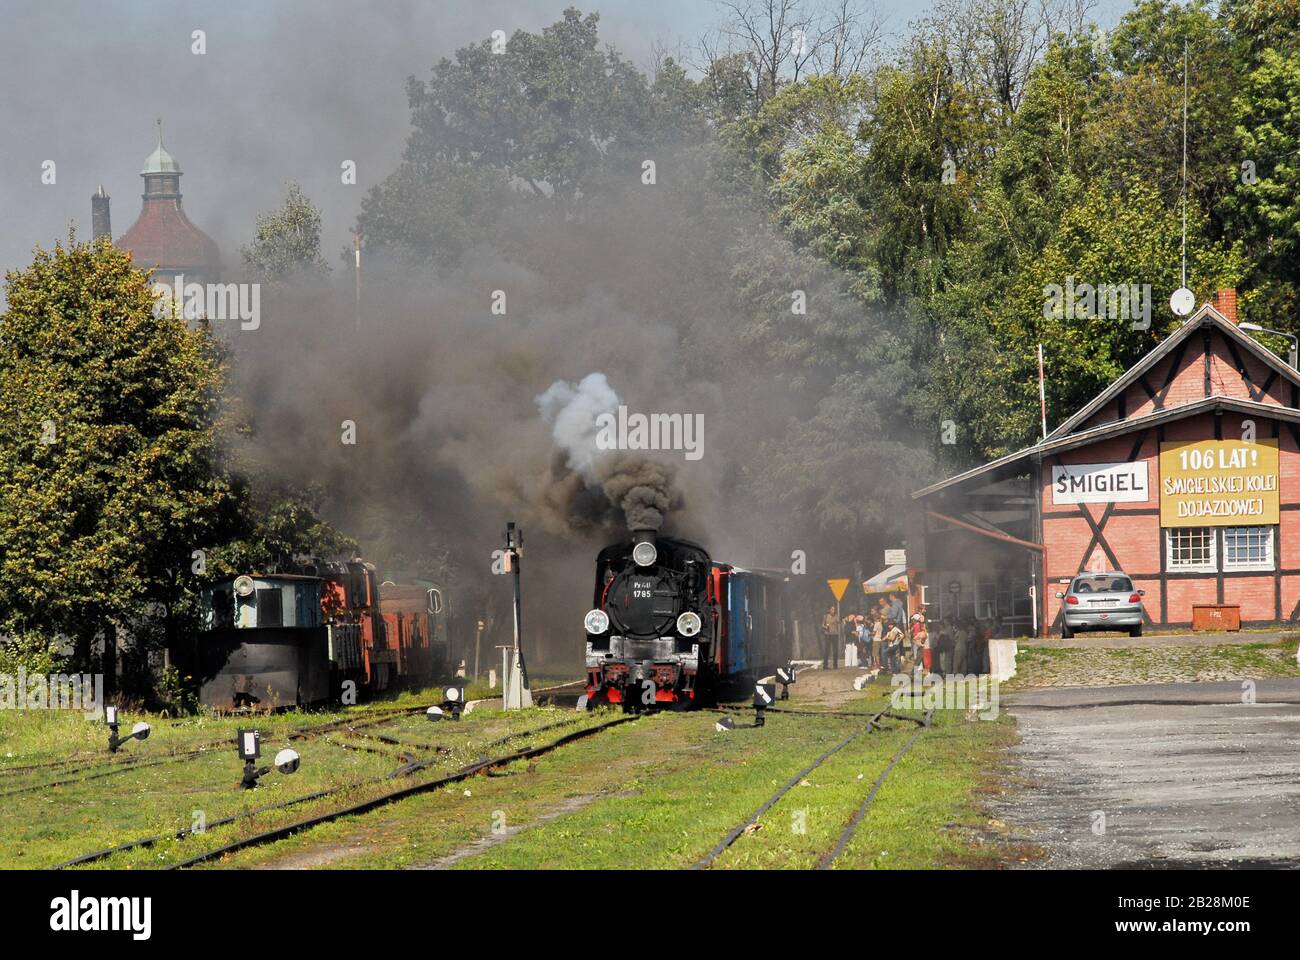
[1222,526,1275,572]
[1166,527,1217,573]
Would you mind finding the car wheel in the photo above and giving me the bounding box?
[1129,624,1142,638]
[1061,623,1073,639]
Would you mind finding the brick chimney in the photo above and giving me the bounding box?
[1212,288,1238,323]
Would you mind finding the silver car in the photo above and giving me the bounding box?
[1056,572,1146,638]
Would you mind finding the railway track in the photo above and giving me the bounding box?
[166,713,636,870]
[815,714,931,869]
[0,703,427,779]
[51,709,629,870]
[0,705,431,800]
[693,702,932,870]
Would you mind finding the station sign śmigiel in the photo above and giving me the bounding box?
[1158,437,1280,527]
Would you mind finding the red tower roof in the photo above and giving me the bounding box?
[117,122,221,277]
[118,199,222,273]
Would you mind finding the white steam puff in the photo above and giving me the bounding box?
[535,372,620,475]
[537,373,678,532]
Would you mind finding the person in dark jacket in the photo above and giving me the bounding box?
[821,606,840,670]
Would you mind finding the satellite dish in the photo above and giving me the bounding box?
[1170,287,1196,317]
[233,575,255,597]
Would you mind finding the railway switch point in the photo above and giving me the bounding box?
[236,729,300,789]
[754,683,775,727]
[442,685,465,720]
[104,706,150,754]
[776,664,796,700]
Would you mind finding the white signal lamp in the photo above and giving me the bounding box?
[274,749,300,775]
[442,685,465,720]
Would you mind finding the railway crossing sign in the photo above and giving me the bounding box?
[826,578,850,602]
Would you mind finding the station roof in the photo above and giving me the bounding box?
[912,302,1300,501]
[912,394,1300,500]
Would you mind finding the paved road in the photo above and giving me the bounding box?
[1001,679,1300,868]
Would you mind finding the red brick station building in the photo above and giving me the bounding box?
[907,292,1300,637]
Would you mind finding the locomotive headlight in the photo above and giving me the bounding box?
[632,541,658,567]
[676,611,702,637]
[584,609,610,635]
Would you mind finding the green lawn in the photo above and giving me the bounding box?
[1006,639,1300,688]
[0,677,1020,870]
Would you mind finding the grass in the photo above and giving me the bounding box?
[1006,639,1300,689]
[0,676,1020,870]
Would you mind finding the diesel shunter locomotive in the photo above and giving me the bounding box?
[583,530,791,708]
[174,559,451,710]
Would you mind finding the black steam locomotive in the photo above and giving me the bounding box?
[583,530,792,708]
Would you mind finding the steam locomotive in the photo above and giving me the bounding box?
[583,530,792,708]
[173,559,450,709]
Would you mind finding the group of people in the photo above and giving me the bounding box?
[820,594,994,677]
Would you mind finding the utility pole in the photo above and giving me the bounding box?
[1037,343,1048,441]
[503,522,532,708]
[350,227,364,331]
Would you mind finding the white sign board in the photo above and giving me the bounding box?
[884,549,906,566]
[1051,462,1149,504]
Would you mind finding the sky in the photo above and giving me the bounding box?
[0,0,1132,282]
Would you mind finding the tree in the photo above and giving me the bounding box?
[241,181,330,281]
[0,236,233,684]
[358,7,664,263]
[925,176,1243,462]
[1223,46,1300,323]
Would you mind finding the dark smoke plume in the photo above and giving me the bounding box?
[535,372,681,533]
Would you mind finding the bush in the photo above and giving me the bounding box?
[0,631,61,676]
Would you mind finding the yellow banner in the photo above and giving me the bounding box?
[1159,438,1279,527]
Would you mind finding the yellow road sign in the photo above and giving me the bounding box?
[826,578,850,602]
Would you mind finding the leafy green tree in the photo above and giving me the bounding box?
[1224,46,1300,322]
[241,181,329,281]
[1098,0,1238,212]
[205,478,358,576]
[854,41,997,304]
[926,176,1243,462]
[359,8,674,261]
[0,236,233,683]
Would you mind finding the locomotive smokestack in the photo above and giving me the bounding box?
[632,528,656,547]
[91,185,111,241]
